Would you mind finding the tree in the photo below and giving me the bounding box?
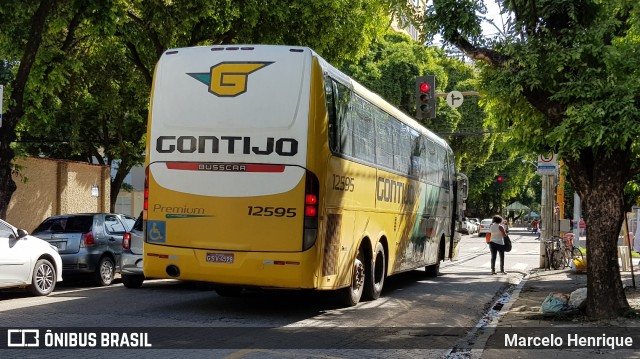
[341,31,530,219]
[424,0,640,318]
[19,35,148,212]
[2,0,410,212]
[0,0,75,218]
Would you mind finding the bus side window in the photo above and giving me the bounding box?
[426,139,437,184]
[410,130,423,178]
[352,95,375,163]
[374,109,393,168]
[332,80,353,157]
[325,75,338,151]
[436,146,445,187]
[392,122,411,174]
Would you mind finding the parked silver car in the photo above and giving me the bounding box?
[32,213,135,286]
[120,213,144,288]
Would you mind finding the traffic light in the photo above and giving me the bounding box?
[416,75,436,120]
[496,175,506,184]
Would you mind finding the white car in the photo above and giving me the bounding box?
[478,219,493,237]
[460,218,477,235]
[0,219,63,296]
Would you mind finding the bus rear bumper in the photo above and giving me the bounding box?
[143,244,319,289]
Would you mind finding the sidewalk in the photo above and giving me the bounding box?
[480,259,640,358]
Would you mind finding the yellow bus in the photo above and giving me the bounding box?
[143,45,467,305]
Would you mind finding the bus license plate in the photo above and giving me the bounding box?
[206,252,234,263]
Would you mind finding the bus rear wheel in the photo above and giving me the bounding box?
[363,242,385,300]
[425,241,442,277]
[338,247,366,306]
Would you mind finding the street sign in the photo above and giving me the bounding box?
[536,153,557,175]
[536,165,557,176]
[537,153,557,167]
[446,91,464,108]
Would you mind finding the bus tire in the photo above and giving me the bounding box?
[425,241,442,277]
[425,262,439,277]
[363,242,385,300]
[338,246,366,306]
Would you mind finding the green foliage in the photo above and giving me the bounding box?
[426,0,640,318]
[423,0,486,45]
[341,31,444,115]
[340,31,536,217]
[1,0,403,209]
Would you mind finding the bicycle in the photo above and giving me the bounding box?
[545,235,585,270]
[543,236,562,270]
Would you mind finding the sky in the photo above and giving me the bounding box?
[481,0,507,37]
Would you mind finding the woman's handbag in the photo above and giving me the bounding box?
[485,232,491,243]
[504,235,512,252]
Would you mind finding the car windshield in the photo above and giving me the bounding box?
[122,215,136,231]
[33,215,93,233]
[132,214,143,231]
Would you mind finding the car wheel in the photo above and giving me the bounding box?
[122,274,144,289]
[93,257,115,286]
[27,259,57,296]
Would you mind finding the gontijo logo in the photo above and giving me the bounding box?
[187,62,273,97]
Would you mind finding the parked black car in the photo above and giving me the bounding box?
[32,213,135,286]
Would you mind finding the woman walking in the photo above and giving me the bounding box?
[489,215,509,274]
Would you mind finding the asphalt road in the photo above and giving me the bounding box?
[0,227,542,359]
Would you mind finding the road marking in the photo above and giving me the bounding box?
[0,296,81,312]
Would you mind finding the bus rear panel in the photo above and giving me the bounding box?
[144,46,321,289]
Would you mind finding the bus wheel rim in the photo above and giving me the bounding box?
[353,258,365,290]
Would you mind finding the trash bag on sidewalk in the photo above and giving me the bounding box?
[569,288,587,310]
[541,292,570,313]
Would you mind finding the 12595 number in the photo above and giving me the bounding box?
[247,206,297,217]
[333,174,355,192]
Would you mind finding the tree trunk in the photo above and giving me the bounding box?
[109,161,131,213]
[0,0,57,219]
[565,149,631,319]
[582,187,629,318]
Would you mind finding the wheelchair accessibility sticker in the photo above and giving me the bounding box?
[147,220,166,243]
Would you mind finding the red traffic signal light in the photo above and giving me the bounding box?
[497,176,503,182]
[420,82,430,93]
[416,75,436,120]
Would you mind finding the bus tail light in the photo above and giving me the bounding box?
[144,166,149,211]
[303,171,319,251]
[305,194,318,216]
[123,233,131,250]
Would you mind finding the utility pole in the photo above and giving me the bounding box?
[556,161,565,220]
[537,154,559,268]
[540,173,559,268]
